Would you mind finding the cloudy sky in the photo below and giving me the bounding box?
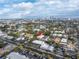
[0,0,79,19]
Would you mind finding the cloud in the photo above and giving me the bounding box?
[12,2,33,10]
[0,0,5,3]
[0,0,79,18]
[0,8,10,14]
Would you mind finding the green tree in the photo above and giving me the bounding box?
[44,31,50,36]
[0,40,7,48]
[8,32,20,38]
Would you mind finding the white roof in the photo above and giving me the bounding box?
[16,37,25,41]
[40,25,45,29]
[57,34,62,37]
[0,30,3,33]
[0,33,5,36]
[18,28,26,32]
[41,36,49,41]
[40,43,49,50]
[20,33,25,36]
[54,31,65,34]
[7,36,13,39]
[32,40,44,45]
[61,38,67,43]
[63,35,67,37]
[33,29,40,31]
[0,31,7,36]
[40,43,54,52]
[48,46,54,52]
[53,34,62,37]
[16,38,21,40]
[6,52,29,59]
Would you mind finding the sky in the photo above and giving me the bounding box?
[0,0,79,19]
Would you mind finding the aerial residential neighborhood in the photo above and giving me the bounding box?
[0,18,79,59]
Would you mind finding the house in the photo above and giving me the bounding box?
[6,36,14,40]
[40,25,46,29]
[51,31,54,34]
[25,33,34,39]
[62,34,68,38]
[51,30,65,37]
[17,25,27,32]
[32,40,54,52]
[48,46,54,52]
[33,28,40,32]
[37,35,44,39]
[54,37,61,44]
[53,33,62,37]
[40,43,49,50]
[32,40,44,45]
[2,34,14,40]
[36,31,44,36]
[0,31,7,37]
[67,43,75,51]
[65,43,77,57]
[16,37,25,41]
[36,32,44,39]
[54,30,65,34]
[20,33,25,36]
[40,43,54,52]
[60,38,68,45]
[17,28,27,32]
[6,52,30,59]
[41,36,49,41]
